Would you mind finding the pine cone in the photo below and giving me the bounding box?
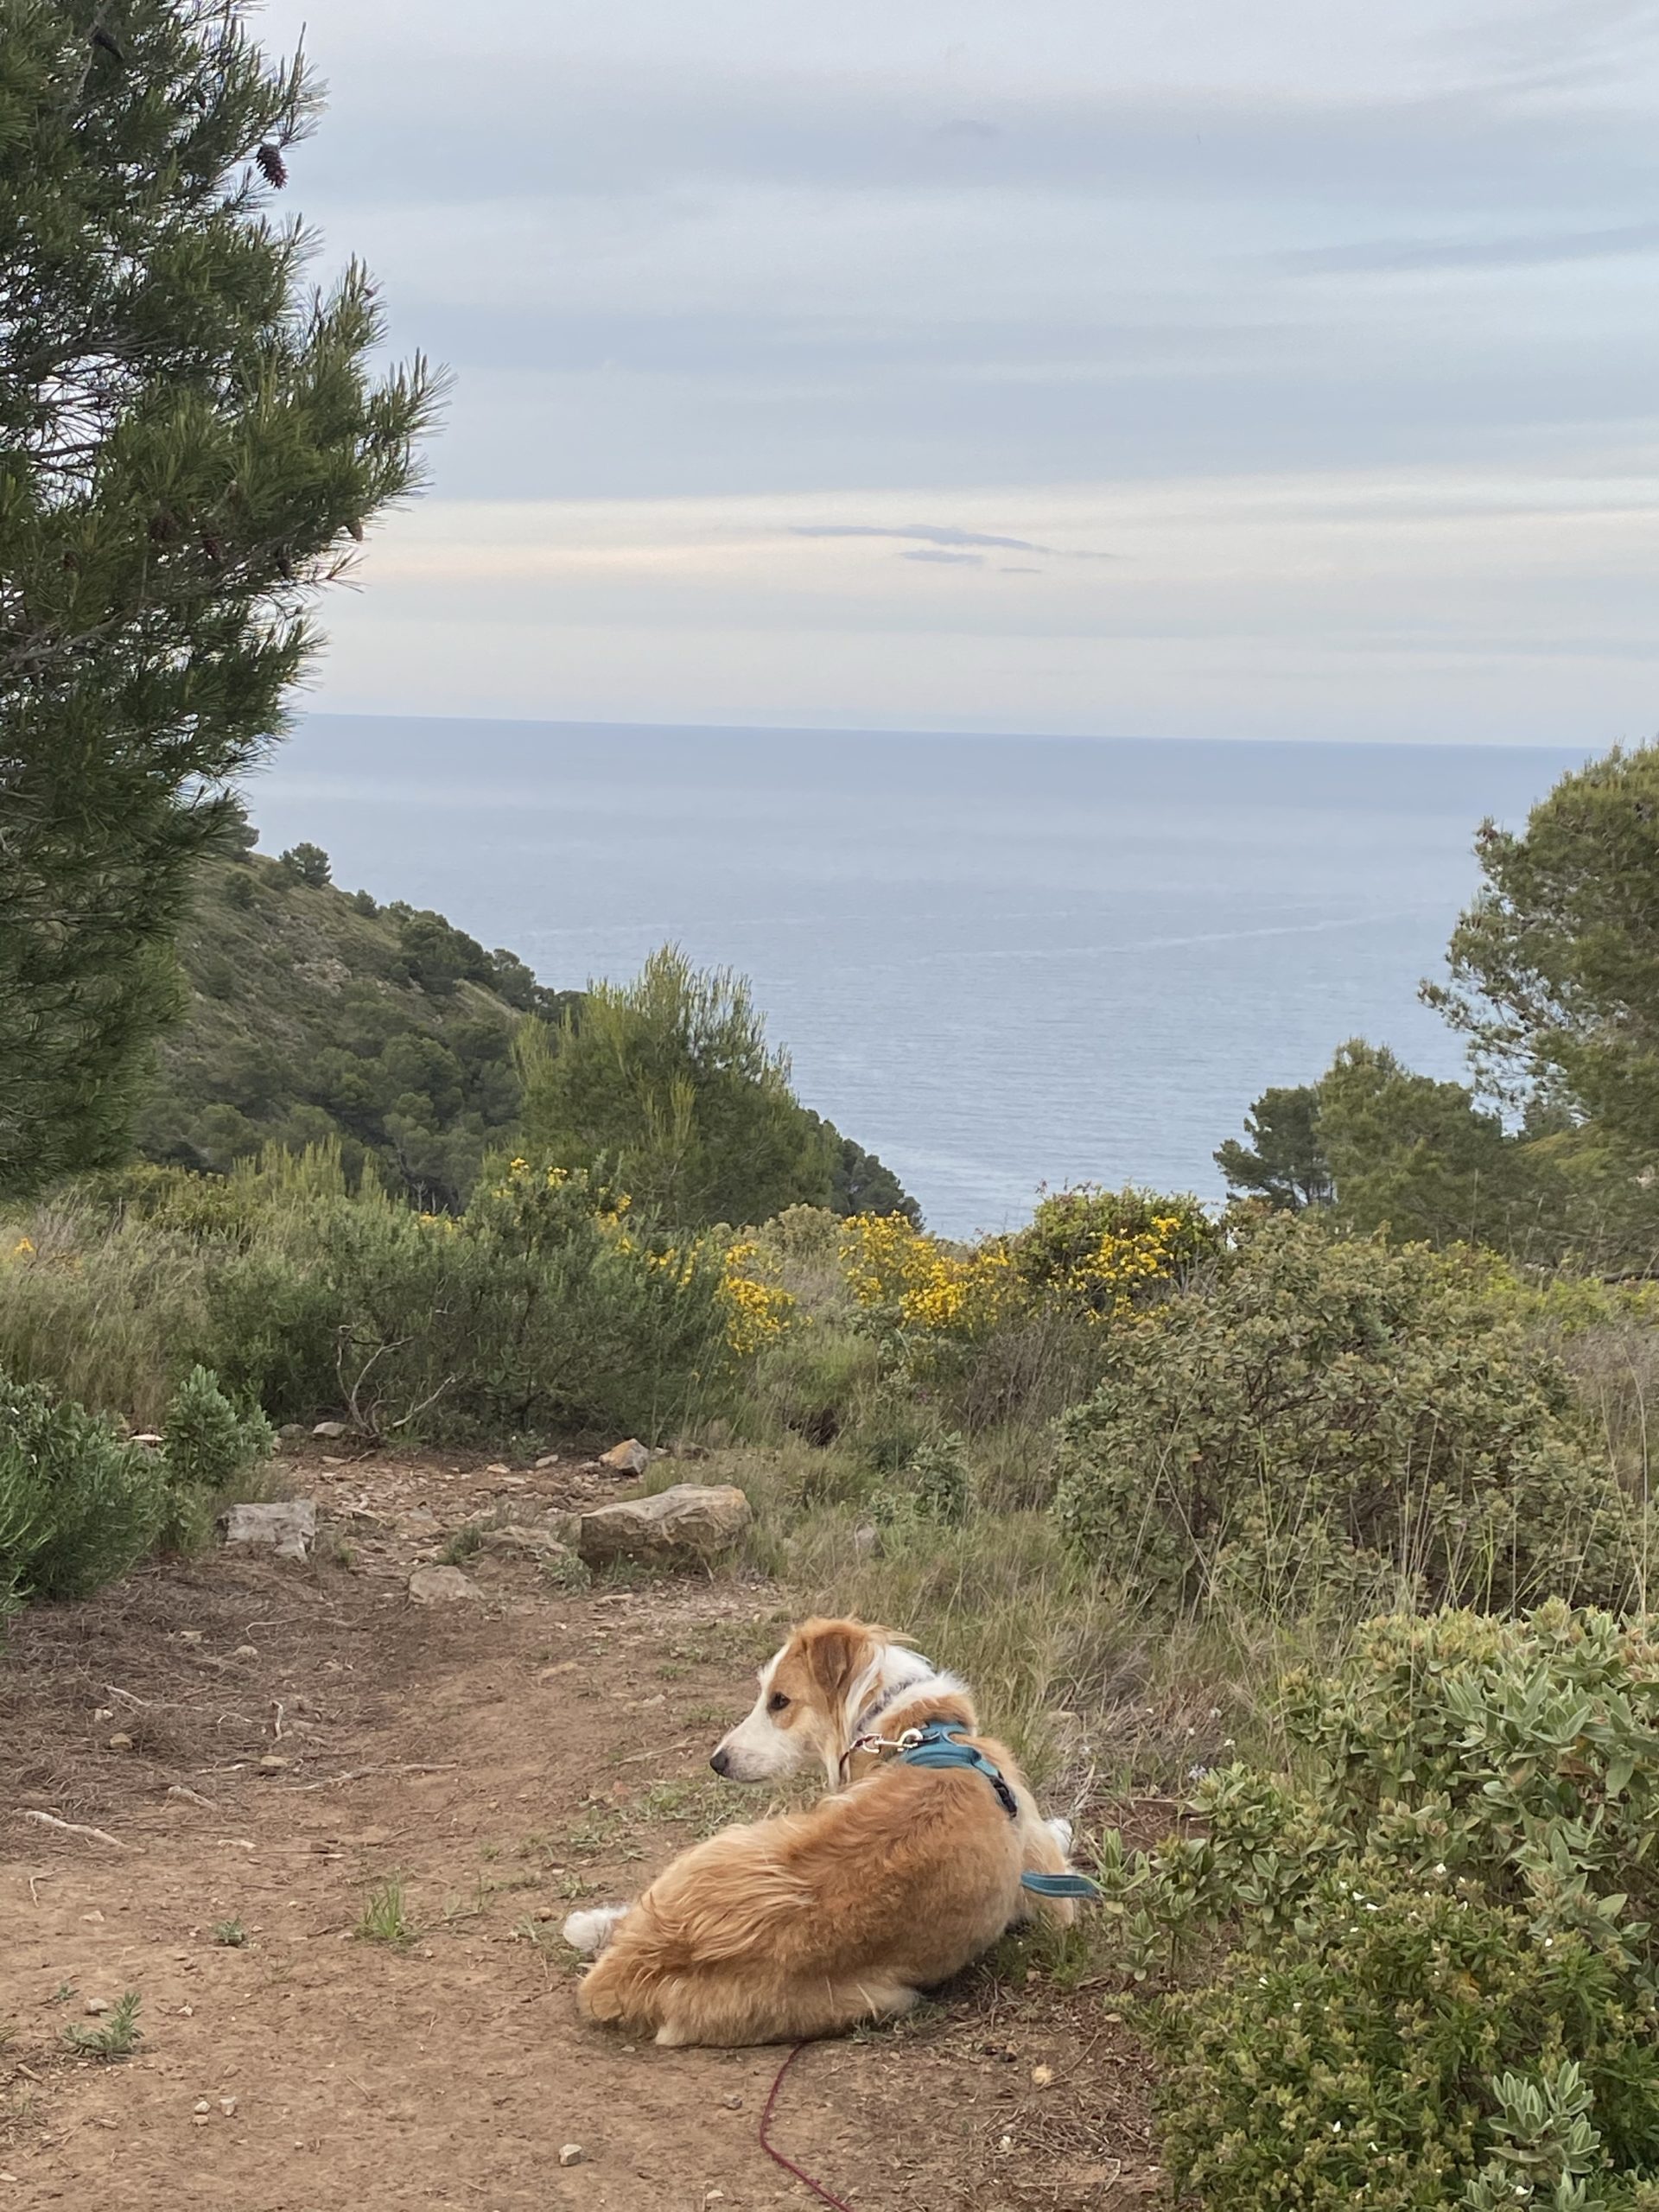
[257,143,288,189]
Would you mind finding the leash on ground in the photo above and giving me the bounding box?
[759,2042,856,2211]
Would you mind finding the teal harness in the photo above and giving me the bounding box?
[878,1719,1101,1902]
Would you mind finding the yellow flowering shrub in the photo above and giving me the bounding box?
[839,1214,1020,1339]
[840,1188,1215,1344]
[1013,1185,1218,1324]
[720,1241,798,1356]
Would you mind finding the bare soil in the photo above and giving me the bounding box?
[0,1446,1159,2211]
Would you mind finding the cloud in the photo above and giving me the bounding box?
[1286,221,1659,276]
[795,522,1039,550]
[793,523,1116,562]
[900,547,986,565]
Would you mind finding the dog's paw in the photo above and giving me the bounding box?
[562,1904,629,1958]
[1045,1815,1074,1855]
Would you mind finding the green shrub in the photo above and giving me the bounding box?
[1099,1605,1659,2211]
[2,1152,739,1446]
[162,1365,273,1491]
[1054,1212,1636,1618]
[747,1324,880,1446]
[883,1430,969,1525]
[0,1375,168,1611]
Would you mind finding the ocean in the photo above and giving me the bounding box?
[252,717,1583,1238]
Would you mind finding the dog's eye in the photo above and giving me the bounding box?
[766,1692,791,1714]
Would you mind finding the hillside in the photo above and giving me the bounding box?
[137,830,917,1220]
[135,836,575,1209]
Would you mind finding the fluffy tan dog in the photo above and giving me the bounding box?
[563,1616,1078,2047]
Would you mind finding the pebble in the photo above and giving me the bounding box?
[232,1645,259,1660]
[193,2100,212,2115]
[558,2145,586,2168]
[106,1733,133,1751]
[83,1999,109,2017]
[80,1911,105,1926]
[258,1755,290,1773]
[1030,2064,1054,2088]
[219,2097,237,2117]
[721,2093,743,2110]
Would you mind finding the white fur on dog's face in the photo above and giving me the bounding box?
[710,1622,945,1786]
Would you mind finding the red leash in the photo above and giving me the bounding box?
[758,2042,856,2211]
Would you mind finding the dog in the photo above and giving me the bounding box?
[562,1616,1082,2047]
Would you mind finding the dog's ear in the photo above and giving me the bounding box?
[802,1621,871,1707]
[861,1624,915,1650]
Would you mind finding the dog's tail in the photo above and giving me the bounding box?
[562,1903,629,1958]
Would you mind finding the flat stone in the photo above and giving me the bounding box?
[599,1438,651,1477]
[575,1484,751,1568]
[219,1501,316,1562]
[312,1420,348,1440]
[407,1565,484,1606]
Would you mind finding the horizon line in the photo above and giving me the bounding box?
[292,707,1598,758]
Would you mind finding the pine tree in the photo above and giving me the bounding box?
[0,0,439,1196]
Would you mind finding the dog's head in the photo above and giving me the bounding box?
[709,1616,936,1786]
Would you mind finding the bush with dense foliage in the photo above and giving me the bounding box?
[516,946,913,1230]
[1098,1605,1659,2211]
[1053,1212,1636,1618]
[162,1363,273,1493]
[0,1147,777,1446]
[841,1186,1212,1342]
[0,1372,169,1614]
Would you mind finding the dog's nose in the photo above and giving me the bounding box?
[709,1747,731,1777]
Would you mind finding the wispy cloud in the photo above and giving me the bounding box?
[1286,221,1659,276]
[795,522,1039,550]
[792,523,1115,563]
[900,547,985,565]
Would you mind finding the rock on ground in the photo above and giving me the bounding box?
[575,1484,751,1568]
[599,1438,651,1476]
[218,1501,317,1561]
[407,1565,485,1605]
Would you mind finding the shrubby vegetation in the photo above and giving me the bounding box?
[137,834,576,1210]
[143,857,916,1227]
[1054,1211,1637,1619]
[1096,1606,1659,2210]
[0,1147,757,1446]
[517,945,912,1228]
[0,1362,269,1618]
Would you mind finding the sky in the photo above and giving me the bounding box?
[260,0,1659,745]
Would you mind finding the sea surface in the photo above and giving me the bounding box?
[253,718,1584,1237]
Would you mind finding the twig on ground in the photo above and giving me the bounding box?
[21,1810,129,1850]
[289,1762,458,1791]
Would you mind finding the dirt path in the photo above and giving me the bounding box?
[0,1448,1158,2211]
